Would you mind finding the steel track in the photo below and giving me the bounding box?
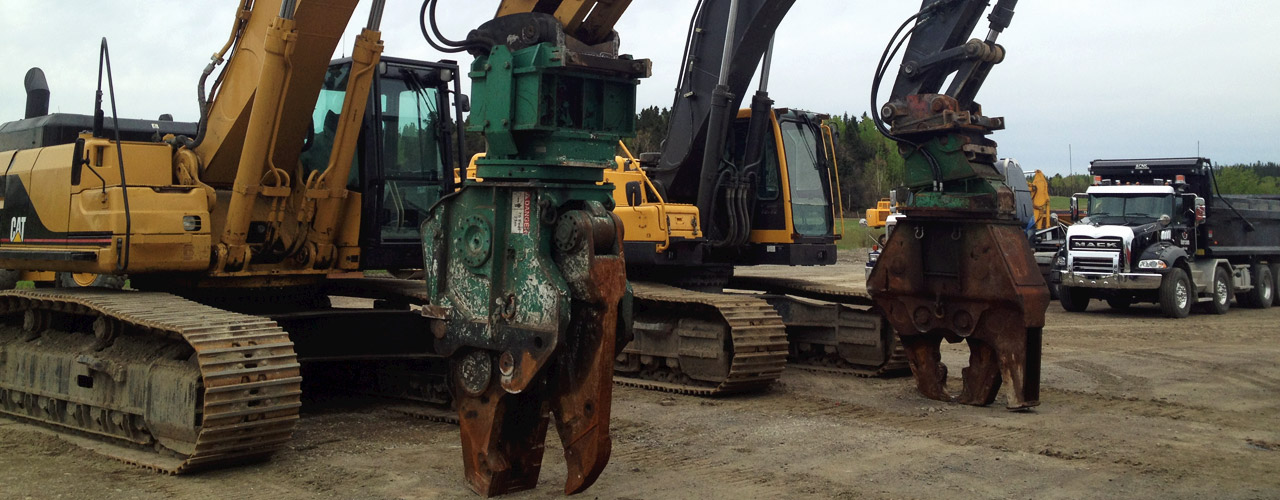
[0,289,300,473]
[730,275,910,378]
[614,282,789,396]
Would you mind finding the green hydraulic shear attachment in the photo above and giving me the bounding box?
[419,11,648,497]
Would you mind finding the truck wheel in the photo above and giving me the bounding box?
[1059,286,1090,312]
[54,272,124,290]
[1240,265,1273,309]
[0,269,19,290]
[1106,296,1133,310]
[1206,266,1232,315]
[1158,268,1192,319]
[1271,263,1280,307]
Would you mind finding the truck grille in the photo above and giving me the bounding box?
[1069,236,1123,251]
[1072,256,1117,273]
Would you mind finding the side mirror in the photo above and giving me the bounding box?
[1070,193,1083,221]
[1181,193,1206,224]
[456,94,471,113]
[859,218,869,227]
[71,137,87,185]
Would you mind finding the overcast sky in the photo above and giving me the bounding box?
[3,1,1278,176]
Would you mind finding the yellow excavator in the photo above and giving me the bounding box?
[604,0,905,395]
[0,0,644,496]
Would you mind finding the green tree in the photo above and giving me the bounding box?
[1048,174,1091,197]
[825,113,904,211]
[1212,164,1280,194]
[625,105,670,155]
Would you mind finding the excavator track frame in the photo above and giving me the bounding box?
[0,288,300,473]
[614,282,788,396]
[728,276,910,377]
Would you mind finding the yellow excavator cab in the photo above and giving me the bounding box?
[864,199,895,229]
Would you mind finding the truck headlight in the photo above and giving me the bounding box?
[1056,257,1066,267]
[1138,259,1167,269]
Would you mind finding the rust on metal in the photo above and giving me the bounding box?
[0,288,301,472]
[868,218,1046,410]
[452,203,626,496]
[549,211,626,494]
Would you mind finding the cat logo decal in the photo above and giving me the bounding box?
[9,216,26,243]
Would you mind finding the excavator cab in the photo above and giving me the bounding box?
[729,108,840,266]
[300,56,465,272]
[612,107,841,270]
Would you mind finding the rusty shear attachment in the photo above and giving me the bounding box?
[445,200,629,496]
[868,219,1046,410]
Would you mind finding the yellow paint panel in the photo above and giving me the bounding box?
[748,229,793,244]
[496,0,545,17]
[864,199,893,228]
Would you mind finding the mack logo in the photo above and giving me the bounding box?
[8,216,26,243]
[1070,237,1122,251]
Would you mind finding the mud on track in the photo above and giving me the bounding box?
[1,261,1277,499]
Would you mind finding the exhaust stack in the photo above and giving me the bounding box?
[24,68,50,119]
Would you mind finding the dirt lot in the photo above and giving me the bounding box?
[2,260,1278,500]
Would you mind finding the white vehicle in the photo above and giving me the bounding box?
[1054,158,1280,317]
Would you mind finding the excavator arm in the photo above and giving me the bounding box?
[868,0,1045,411]
[163,0,389,274]
[649,0,795,234]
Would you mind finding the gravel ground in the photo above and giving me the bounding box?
[1,261,1277,499]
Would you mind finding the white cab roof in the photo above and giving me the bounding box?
[1086,185,1176,195]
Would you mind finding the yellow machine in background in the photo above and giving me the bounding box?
[864,198,896,229]
[1028,168,1053,229]
[608,145,704,252]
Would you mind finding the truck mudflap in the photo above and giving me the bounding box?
[1060,271,1163,290]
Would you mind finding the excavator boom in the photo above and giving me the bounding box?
[193,0,366,186]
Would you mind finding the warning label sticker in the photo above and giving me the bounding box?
[511,191,532,235]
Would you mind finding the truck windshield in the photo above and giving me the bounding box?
[1087,194,1173,224]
